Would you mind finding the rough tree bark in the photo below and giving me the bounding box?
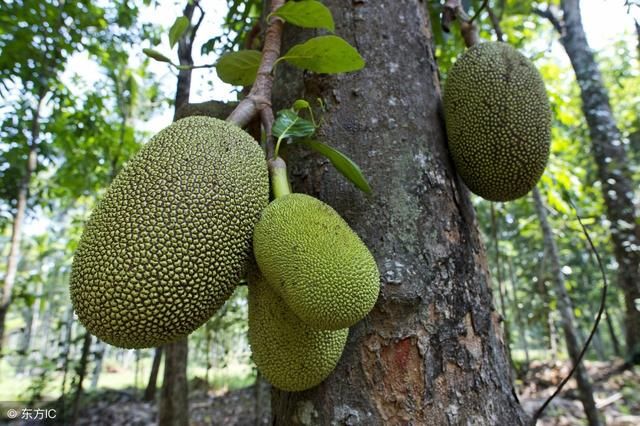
[270,1,525,424]
[540,0,640,355]
[0,92,45,353]
[532,188,601,426]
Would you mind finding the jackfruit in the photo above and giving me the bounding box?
[253,193,379,330]
[70,116,269,348]
[248,266,348,391]
[443,42,551,201]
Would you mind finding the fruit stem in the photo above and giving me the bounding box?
[269,156,291,199]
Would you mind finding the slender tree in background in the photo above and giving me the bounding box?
[537,0,640,356]
[269,1,525,423]
[143,347,163,402]
[532,188,601,426]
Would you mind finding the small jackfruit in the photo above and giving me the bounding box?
[253,193,379,330]
[70,116,269,348]
[443,42,551,201]
[248,266,348,391]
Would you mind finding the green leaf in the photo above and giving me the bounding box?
[292,99,310,111]
[169,16,190,48]
[201,38,216,55]
[143,48,172,63]
[281,35,365,74]
[274,0,335,31]
[301,139,371,193]
[272,109,316,139]
[216,50,262,86]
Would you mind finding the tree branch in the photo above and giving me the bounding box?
[192,2,205,41]
[486,2,504,42]
[533,6,563,35]
[226,0,285,151]
[174,0,199,116]
[442,0,479,48]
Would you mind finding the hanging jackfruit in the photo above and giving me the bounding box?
[248,266,348,391]
[253,193,379,330]
[70,116,269,348]
[443,42,551,201]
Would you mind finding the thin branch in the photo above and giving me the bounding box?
[226,0,285,150]
[533,7,563,35]
[469,0,489,24]
[192,2,205,40]
[486,2,504,42]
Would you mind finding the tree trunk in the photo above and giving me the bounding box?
[90,341,107,390]
[270,1,525,424]
[548,311,559,359]
[16,305,34,375]
[491,204,514,368]
[0,93,45,353]
[604,307,621,357]
[532,188,601,426]
[173,0,200,117]
[507,258,530,373]
[144,346,163,402]
[60,306,75,400]
[591,328,606,361]
[556,0,640,356]
[159,338,189,426]
[70,332,93,426]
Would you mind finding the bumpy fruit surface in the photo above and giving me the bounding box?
[70,116,269,348]
[443,42,551,201]
[253,193,379,330]
[248,266,348,391]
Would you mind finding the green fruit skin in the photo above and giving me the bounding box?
[443,42,551,202]
[253,193,380,330]
[248,266,348,392]
[70,116,269,349]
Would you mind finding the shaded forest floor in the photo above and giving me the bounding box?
[5,360,637,425]
[519,359,639,425]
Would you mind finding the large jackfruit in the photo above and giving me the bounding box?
[248,266,348,391]
[253,193,379,330]
[443,42,551,201]
[70,116,269,348]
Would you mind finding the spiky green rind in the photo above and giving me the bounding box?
[253,193,380,330]
[70,116,269,349]
[443,42,551,201]
[248,267,348,391]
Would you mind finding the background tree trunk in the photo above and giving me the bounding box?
[507,259,530,374]
[70,332,92,426]
[551,0,640,356]
[0,93,45,353]
[90,341,107,390]
[270,1,525,424]
[159,338,189,426]
[533,188,601,426]
[144,347,163,402]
